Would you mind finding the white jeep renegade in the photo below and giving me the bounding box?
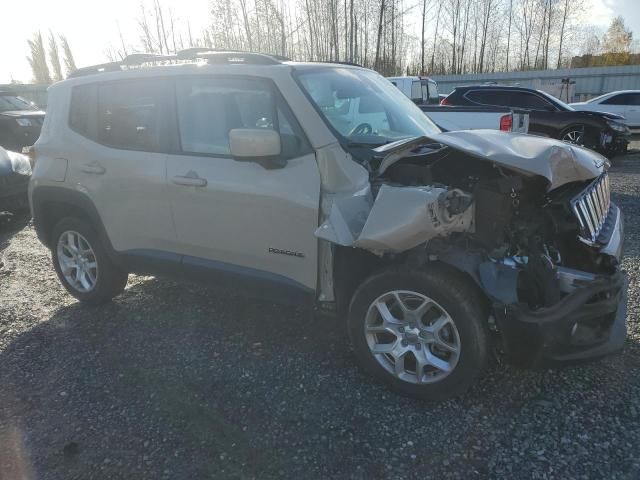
[30,51,627,400]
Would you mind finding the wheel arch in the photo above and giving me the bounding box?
[31,186,114,255]
[333,244,491,319]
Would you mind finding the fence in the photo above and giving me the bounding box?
[430,65,640,102]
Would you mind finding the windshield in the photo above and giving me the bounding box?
[297,68,441,146]
[537,90,574,111]
[0,95,37,112]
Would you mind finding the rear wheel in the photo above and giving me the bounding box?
[348,266,490,400]
[51,217,128,305]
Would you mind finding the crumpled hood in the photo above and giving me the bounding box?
[583,110,625,121]
[376,130,606,190]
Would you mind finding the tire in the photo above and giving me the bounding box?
[51,217,128,305]
[559,125,585,145]
[347,265,490,400]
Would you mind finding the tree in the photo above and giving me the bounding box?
[60,35,77,75]
[27,32,51,84]
[602,16,632,52]
[48,31,64,81]
[600,16,633,65]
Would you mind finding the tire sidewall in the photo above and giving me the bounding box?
[348,267,489,400]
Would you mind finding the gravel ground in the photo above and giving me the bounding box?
[1,150,639,480]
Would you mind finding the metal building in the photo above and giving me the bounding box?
[431,65,640,102]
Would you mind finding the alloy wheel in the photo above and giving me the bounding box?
[562,129,584,145]
[56,230,99,293]
[364,290,461,384]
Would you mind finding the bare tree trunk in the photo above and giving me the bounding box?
[543,0,553,69]
[349,0,354,61]
[505,0,512,70]
[459,0,470,74]
[169,9,177,53]
[421,0,427,74]
[374,0,385,70]
[305,0,315,59]
[557,0,569,68]
[430,0,442,72]
[154,0,169,54]
[239,0,253,51]
[391,0,396,74]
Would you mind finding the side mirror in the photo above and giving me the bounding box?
[229,128,284,169]
[229,128,281,157]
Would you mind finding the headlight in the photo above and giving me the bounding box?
[607,121,627,133]
[15,118,33,127]
[8,150,32,176]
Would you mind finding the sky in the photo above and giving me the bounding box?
[0,0,638,84]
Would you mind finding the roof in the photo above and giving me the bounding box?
[452,84,535,91]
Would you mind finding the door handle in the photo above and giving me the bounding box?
[172,175,208,187]
[80,163,106,175]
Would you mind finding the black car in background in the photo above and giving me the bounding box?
[0,91,45,152]
[442,85,631,157]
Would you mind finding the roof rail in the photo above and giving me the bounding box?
[310,60,363,68]
[68,49,289,78]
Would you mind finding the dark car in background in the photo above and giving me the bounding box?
[442,85,631,157]
[0,91,45,152]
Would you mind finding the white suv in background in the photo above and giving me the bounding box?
[30,51,627,400]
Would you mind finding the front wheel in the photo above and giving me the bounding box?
[559,125,585,145]
[348,266,490,400]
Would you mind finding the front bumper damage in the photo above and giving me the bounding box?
[491,206,627,366]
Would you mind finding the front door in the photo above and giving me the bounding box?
[166,75,321,299]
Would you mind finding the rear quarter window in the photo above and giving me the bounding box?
[69,79,171,153]
[97,80,170,152]
[69,84,98,140]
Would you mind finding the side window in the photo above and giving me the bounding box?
[175,77,310,159]
[467,90,553,111]
[467,90,511,107]
[69,84,98,140]
[602,93,636,105]
[97,80,169,152]
[509,92,554,111]
[410,81,422,102]
[427,82,438,104]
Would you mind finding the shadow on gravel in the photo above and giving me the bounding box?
[1,274,640,479]
[0,213,30,253]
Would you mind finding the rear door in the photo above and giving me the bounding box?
[65,79,176,255]
[165,75,321,298]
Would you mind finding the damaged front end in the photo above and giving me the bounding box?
[316,130,626,365]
